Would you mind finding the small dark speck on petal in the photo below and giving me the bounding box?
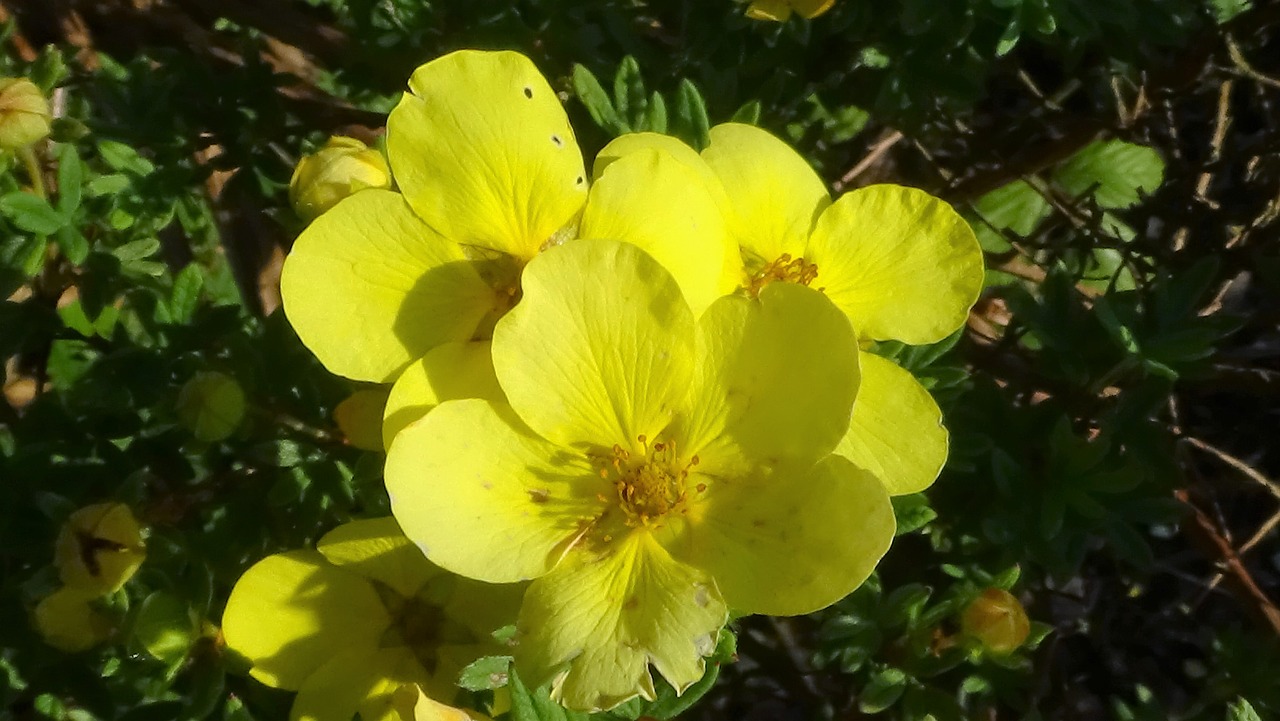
[523,87,533,99]
[576,176,585,185]
[552,134,563,147]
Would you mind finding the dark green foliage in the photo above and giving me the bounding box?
[2,2,1279,721]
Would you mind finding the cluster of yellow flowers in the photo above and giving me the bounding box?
[227,49,983,719]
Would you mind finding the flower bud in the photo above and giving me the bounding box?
[741,0,835,22]
[33,587,113,652]
[960,588,1030,655]
[177,371,247,442]
[0,78,52,151]
[289,136,391,221]
[334,388,390,452]
[54,502,147,595]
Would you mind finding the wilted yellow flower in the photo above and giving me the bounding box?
[176,371,246,442]
[334,387,392,451]
[222,517,521,721]
[738,0,835,22]
[0,78,51,151]
[386,240,894,711]
[290,136,392,222]
[33,587,113,653]
[961,588,1031,655]
[54,502,146,595]
[597,124,985,497]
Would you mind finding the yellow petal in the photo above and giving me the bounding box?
[290,136,392,222]
[55,502,146,595]
[33,587,113,653]
[392,684,493,721]
[222,550,389,690]
[580,149,733,315]
[793,0,837,18]
[291,646,424,721]
[492,240,695,452]
[679,282,859,474]
[445,578,526,641]
[334,388,391,452]
[702,123,830,264]
[385,399,602,584]
[386,50,587,260]
[280,190,498,383]
[805,184,984,344]
[674,454,894,616]
[382,341,504,449]
[591,132,711,183]
[316,517,439,599]
[835,352,948,495]
[744,0,793,21]
[515,533,728,712]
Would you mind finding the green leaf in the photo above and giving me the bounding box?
[457,655,512,691]
[30,45,69,92]
[641,91,668,134]
[169,263,204,324]
[98,140,157,176]
[1227,698,1262,721]
[1211,0,1251,23]
[970,180,1051,252]
[571,64,626,136]
[859,667,909,714]
[85,173,130,198]
[112,237,161,263]
[508,667,590,721]
[56,143,84,216]
[730,100,762,125]
[612,56,646,131]
[133,591,198,665]
[891,494,937,535]
[673,79,712,151]
[1053,140,1164,209]
[0,192,68,235]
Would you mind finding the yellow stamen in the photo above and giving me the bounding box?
[745,253,820,297]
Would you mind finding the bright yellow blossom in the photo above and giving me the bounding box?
[385,240,894,712]
[597,124,984,496]
[281,51,734,453]
[54,502,146,595]
[737,0,835,22]
[0,78,51,151]
[222,517,521,721]
[290,136,392,222]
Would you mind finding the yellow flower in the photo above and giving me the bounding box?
[0,78,51,151]
[393,684,492,721]
[335,387,392,451]
[290,136,392,222]
[54,502,146,595]
[222,517,522,721]
[385,240,895,712]
[280,50,734,413]
[738,0,835,22]
[597,125,985,497]
[33,587,113,653]
[961,588,1031,655]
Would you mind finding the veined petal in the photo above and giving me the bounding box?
[580,149,732,315]
[702,123,830,264]
[387,50,588,260]
[385,399,603,584]
[317,517,439,599]
[292,646,424,721]
[515,533,728,712]
[805,184,984,344]
[592,132,709,181]
[382,341,504,449]
[674,455,894,616]
[492,240,695,452]
[222,551,388,690]
[445,579,527,641]
[678,282,859,475]
[836,352,948,496]
[280,190,497,383]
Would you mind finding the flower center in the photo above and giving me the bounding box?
[595,437,702,527]
[745,253,820,297]
[375,581,473,673]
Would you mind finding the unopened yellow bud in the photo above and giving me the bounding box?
[177,371,246,442]
[334,387,390,452]
[289,136,391,221]
[0,78,52,151]
[33,587,114,652]
[961,588,1030,655]
[54,502,147,595]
